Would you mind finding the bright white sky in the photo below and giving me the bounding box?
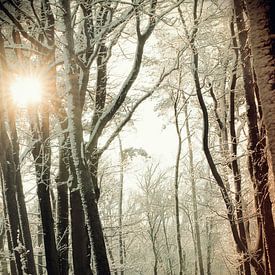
[127,98,178,165]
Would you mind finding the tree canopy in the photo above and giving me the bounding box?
[0,0,274,274]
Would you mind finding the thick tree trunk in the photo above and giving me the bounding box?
[69,156,93,275]
[234,1,275,273]
[245,0,275,219]
[245,0,275,208]
[70,190,93,275]
[59,1,110,273]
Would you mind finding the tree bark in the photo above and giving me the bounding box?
[228,12,251,274]
[30,107,59,275]
[56,142,69,275]
[234,1,275,273]
[69,155,93,275]
[245,0,275,220]
[5,32,37,271]
[173,93,184,275]
[58,1,110,273]
[185,101,205,275]
[118,136,124,275]
[37,206,43,275]
[0,32,23,275]
[162,216,173,275]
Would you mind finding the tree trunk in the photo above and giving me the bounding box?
[56,139,69,275]
[162,217,173,275]
[37,207,43,275]
[30,108,59,275]
[206,217,213,275]
[105,235,118,275]
[0,216,8,275]
[173,94,184,275]
[185,101,205,275]
[118,136,124,275]
[0,73,22,275]
[245,2,275,223]
[69,155,93,275]
[59,1,110,273]
[228,12,251,274]
[152,239,158,275]
[9,123,37,275]
[9,26,37,275]
[234,1,275,273]
[0,187,17,275]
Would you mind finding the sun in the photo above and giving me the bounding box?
[10,76,42,106]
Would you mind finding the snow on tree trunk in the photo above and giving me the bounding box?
[58,1,110,273]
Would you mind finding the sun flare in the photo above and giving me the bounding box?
[10,76,42,106]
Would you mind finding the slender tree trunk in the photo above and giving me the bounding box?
[37,207,43,275]
[30,107,59,275]
[1,28,38,275]
[152,239,158,275]
[6,102,36,275]
[6,227,17,275]
[56,142,69,275]
[206,217,213,275]
[228,13,251,274]
[0,184,17,275]
[173,95,184,275]
[162,218,173,275]
[0,126,22,275]
[88,42,108,202]
[105,235,118,275]
[0,72,22,275]
[9,27,37,275]
[118,136,124,275]
[0,216,8,275]
[191,39,266,274]
[184,102,205,275]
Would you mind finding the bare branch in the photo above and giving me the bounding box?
[0,2,51,52]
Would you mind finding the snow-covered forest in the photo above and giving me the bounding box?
[0,0,274,274]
